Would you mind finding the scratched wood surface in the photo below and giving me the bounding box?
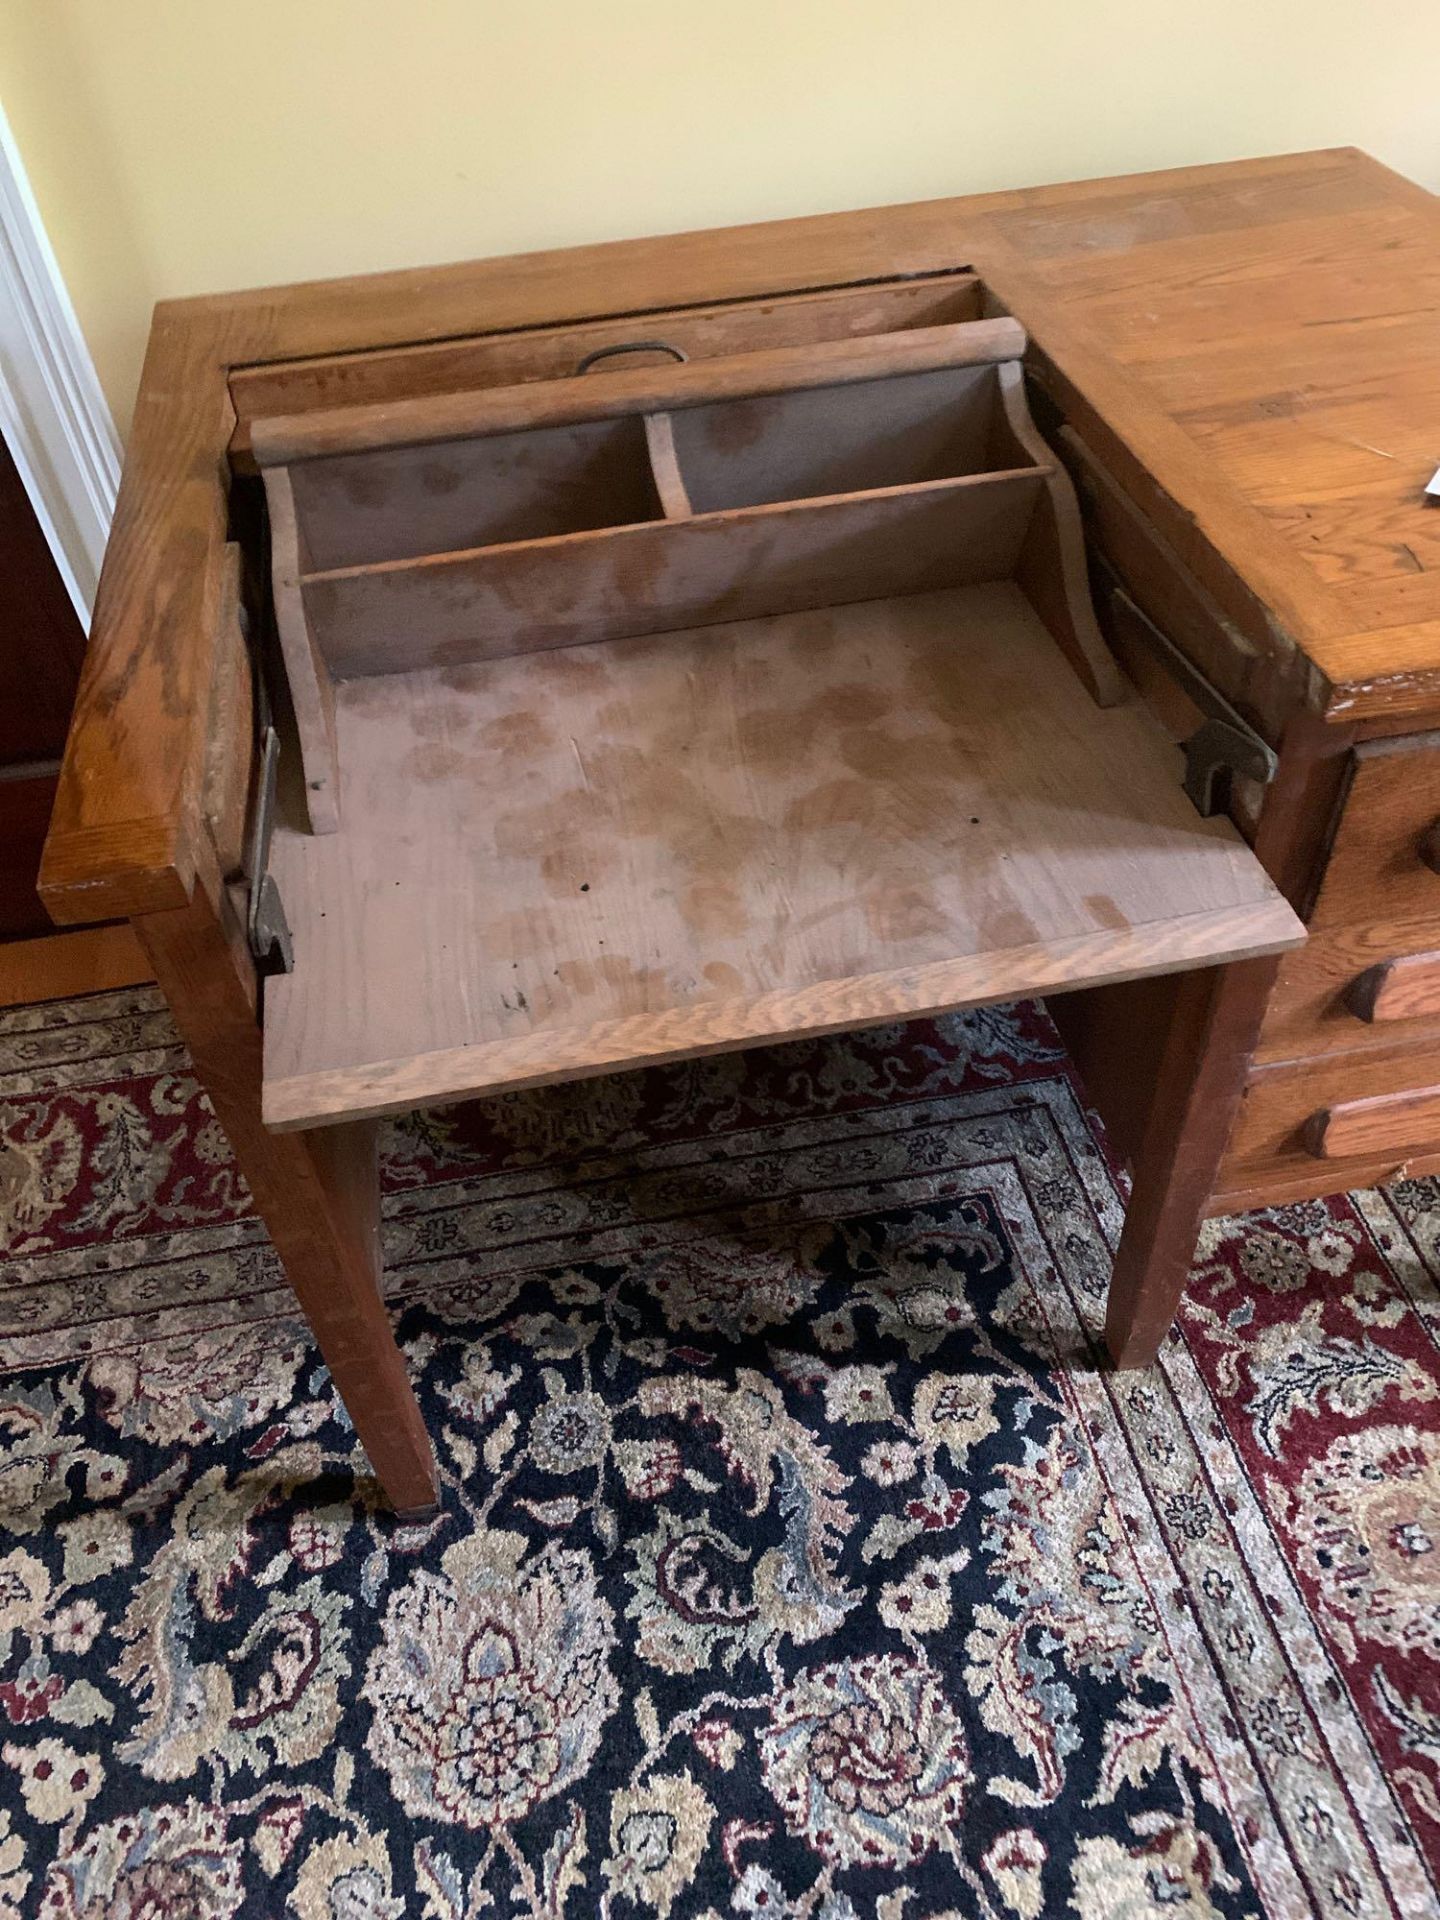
[262,582,1302,1129]
[40,150,1440,924]
[226,274,985,466]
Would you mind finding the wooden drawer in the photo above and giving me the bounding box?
[1249,732,1440,1062]
[1256,922,1440,1063]
[1306,732,1440,930]
[1216,1039,1440,1209]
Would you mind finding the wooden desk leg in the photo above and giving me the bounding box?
[134,890,439,1516]
[1104,954,1280,1370]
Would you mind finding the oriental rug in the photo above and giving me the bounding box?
[0,987,1436,1918]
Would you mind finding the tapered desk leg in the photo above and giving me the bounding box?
[1104,954,1280,1370]
[135,889,439,1515]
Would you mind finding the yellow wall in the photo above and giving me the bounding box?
[2,1,1437,436]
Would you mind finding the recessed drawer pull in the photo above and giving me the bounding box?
[1345,951,1440,1024]
[1304,1083,1440,1160]
[1418,822,1440,875]
[574,339,689,375]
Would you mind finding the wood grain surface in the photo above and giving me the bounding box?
[262,583,1302,1129]
[1306,1081,1440,1161]
[41,150,1440,924]
[1345,949,1440,1026]
[249,319,1028,464]
[137,888,438,1511]
[298,470,1046,680]
[226,273,984,465]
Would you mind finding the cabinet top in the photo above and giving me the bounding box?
[41,147,1440,923]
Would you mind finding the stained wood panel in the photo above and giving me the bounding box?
[1258,923,1440,1064]
[41,151,1440,925]
[227,273,985,466]
[297,469,1045,680]
[262,583,1301,1129]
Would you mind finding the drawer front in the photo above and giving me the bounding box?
[1256,922,1440,1063]
[1219,1039,1440,1200]
[1308,733,1440,931]
[1251,732,1440,1062]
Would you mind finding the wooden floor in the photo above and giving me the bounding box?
[262,583,1304,1130]
[0,923,150,1010]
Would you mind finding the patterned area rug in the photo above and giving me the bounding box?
[1,987,1437,1920]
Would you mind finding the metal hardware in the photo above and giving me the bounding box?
[1097,565,1278,817]
[1425,465,1440,508]
[245,721,294,976]
[237,599,295,977]
[574,339,689,375]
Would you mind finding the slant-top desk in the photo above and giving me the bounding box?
[40,150,1440,1513]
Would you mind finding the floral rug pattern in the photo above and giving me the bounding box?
[0,986,1437,1918]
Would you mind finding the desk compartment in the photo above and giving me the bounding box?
[291,414,665,571]
[669,362,1015,512]
[245,310,1301,1132]
[264,324,1060,682]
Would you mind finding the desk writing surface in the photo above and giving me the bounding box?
[261,583,1302,1130]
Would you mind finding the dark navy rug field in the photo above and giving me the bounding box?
[0,988,1436,1917]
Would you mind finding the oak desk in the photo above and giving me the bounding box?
[41,149,1439,1511]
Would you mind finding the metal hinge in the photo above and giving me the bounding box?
[1094,562,1278,817]
[238,603,294,976]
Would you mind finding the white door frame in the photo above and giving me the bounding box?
[0,99,120,626]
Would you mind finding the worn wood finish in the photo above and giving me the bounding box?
[263,468,340,833]
[0,924,150,1008]
[1304,734,1440,928]
[1305,1082,1440,1162]
[1345,949,1440,1026]
[1226,1037,1440,1181]
[40,150,1440,927]
[250,319,1029,465]
[995,367,1125,709]
[135,887,438,1512]
[1209,1145,1440,1217]
[227,273,985,464]
[262,583,1301,1131]
[35,149,1440,1490]
[644,414,692,519]
[1057,427,1314,738]
[290,416,661,573]
[1259,927,1440,1060]
[1105,955,1281,1369]
[201,544,254,878]
[1053,704,1351,1171]
[299,470,1047,681]
[663,364,1002,513]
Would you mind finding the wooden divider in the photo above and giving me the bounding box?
[301,468,1047,679]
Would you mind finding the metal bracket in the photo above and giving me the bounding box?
[1097,567,1278,817]
[244,720,294,975]
[237,601,294,977]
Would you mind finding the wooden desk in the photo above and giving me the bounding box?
[40,148,1439,1510]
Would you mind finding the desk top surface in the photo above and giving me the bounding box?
[41,147,1440,922]
[262,584,1301,1130]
